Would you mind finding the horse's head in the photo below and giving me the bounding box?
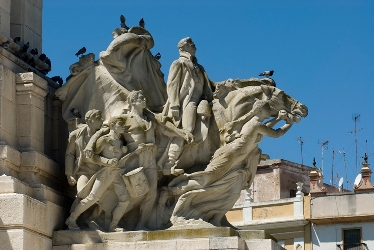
[263,86,308,120]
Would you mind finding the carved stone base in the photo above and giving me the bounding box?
[52,228,284,250]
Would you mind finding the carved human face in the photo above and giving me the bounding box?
[182,39,197,57]
[111,120,126,135]
[131,93,146,109]
[88,112,103,130]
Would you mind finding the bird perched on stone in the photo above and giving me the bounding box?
[120,15,129,30]
[71,108,82,118]
[45,57,51,68]
[2,41,9,49]
[28,57,35,68]
[75,47,86,57]
[154,52,161,60]
[39,53,46,62]
[259,70,274,78]
[30,48,38,56]
[13,37,21,44]
[51,76,63,86]
[139,18,145,28]
[22,42,29,52]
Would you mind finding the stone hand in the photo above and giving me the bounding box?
[108,158,119,167]
[184,131,195,144]
[67,175,77,186]
[277,110,288,120]
[84,148,94,158]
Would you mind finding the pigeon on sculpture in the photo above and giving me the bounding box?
[120,15,129,29]
[71,108,82,119]
[30,48,38,56]
[22,42,29,52]
[75,47,86,57]
[259,70,274,78]
[154,52,161,60]
[28,57,35,68]
[13,37,21,44]
[39,53,46,62]
[51,76,63,86]
[139,18,145,28]
[45,57,51,68]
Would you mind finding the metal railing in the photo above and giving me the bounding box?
[336,242,368,250]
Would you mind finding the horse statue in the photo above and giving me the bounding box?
[158,78,308,229]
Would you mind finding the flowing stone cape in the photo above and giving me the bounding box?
[56,26,167,124]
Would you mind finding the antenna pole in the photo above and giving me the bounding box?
[298,137,304,165]
[331,149,335,186]
[321,141,329,173]
[353,114,361,175]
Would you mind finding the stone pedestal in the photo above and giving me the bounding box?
[52,228,284,250]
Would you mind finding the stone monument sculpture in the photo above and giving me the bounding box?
[56,15,308,233]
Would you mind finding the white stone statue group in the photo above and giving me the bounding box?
[56,17,308,232]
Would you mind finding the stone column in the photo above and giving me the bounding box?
[15,72,47,153]
[10,0,43,51]
[0,0,11,37]
[0,65,17,147]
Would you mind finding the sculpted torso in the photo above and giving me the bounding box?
[122,114,155,152]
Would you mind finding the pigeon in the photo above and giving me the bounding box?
[75,47,86,57]
[22,42,29,52]
[2,41,9,49]
[30,48,38,56]
[45,57,51,68]
[139,18,145,28]
[71,108,82,118]
[28,57,35,68]
[39,53,46,62]
[154,52,161,60]
[51,76,63,86]
[13,37,21,44]
[259,70,274,78]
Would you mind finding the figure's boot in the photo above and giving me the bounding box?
[65,212,80,230]
[109,201,129,232]
[66,193,98,230]
[164,143,183,176]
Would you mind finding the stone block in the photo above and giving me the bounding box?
[0,127,16,147]
[0,96,17,135]
[245,239,285,250]
[16,92,44,109]
[24,0,42,35]
[17,135,43,152]
[0,175,32,196]
[10,0,24,24]
[0,228,52,250]
[209,236,245,250]
[10,23,22,42]
[0,0,11,13]
[0,65,16,102]
[176,238,210,250]
[137,240,177,250]
[0,8,10,37]
[0,193,66,237]
[147,227,237,241]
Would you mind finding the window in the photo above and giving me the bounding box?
[343,228,362,250]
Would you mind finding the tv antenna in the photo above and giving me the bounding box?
[318,140,329,173]
[349,114,362,176]
[331,149,335,186]
[339,149,348,190]
[296,137,310,165]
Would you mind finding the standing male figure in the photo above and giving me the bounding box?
[65,116,130,232]
[163,37,215,175]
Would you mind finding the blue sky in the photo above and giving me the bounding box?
[42,1,374,189]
